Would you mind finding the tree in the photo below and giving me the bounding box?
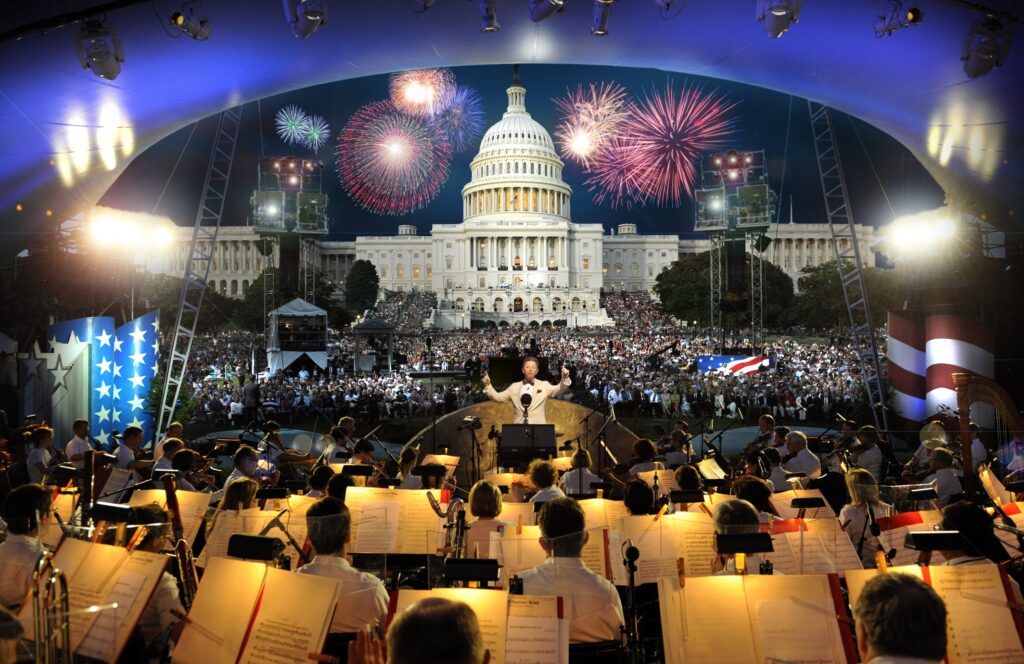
[137,274,239,333]
[345,259,380,314]
[235,269,353,331]
[789,260,911,330]
[654,251,794,328]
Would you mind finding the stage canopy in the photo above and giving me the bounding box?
[267,298,327,375]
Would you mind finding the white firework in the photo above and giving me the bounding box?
[301,115,331,151]
[275,105,309,145]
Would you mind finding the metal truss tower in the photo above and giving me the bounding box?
[155,107,242,439]
[808,101,890,434]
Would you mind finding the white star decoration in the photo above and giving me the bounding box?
[151,318,160,332]
[96,330,112,347]
[129,327,147,344]
[128,394,145,411]
[128,417,145,429]
[129,351,146,365]
[95,381,111,398]
[95,431,110,447]
[96,358,112,374]
[151,362,160,376]
[113,337,124,353]
[112,386,122,400]
[113,363,122,378]
[129,373,145,388]
[151,340,160,354]
[50,356,70,393]
[95,406,111,423]
[112,408,122,423]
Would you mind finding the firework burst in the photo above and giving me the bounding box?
[432,85,484,153]
[553,82,630,167]
[301,115,331,151]
[275,105,309,145]
[584,134,654,209]
[614,84,737,207]
[389,68,456,116]
[337,100,452,216]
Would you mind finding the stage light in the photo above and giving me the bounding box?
[288,174,300,186]
[73,19,124,80]
[529,0,565,23]
[169,10,212,40]
[479,0,499,31]
[962,18,1013,79]
[709,198,722,211]
[283,0,327,39]
[411,0,436,11]
[265,205,279,217]
[874,1,923,37]
[15,204,22,212]
[591,0,613,36]
[757,0,801,39]
[152,226,175,247]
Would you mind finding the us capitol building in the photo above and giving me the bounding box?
[152,73,879,327]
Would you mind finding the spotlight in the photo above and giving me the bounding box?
[283,0,327,39]
[73,18,124,81]
[757,0,802,39]
[411,0,436,11]
[169,10,212,40]
[479,0,499,31]
[961,17,1013,79]
[530,0,566,23]
[874,1,923,38]
[591,0,614,36]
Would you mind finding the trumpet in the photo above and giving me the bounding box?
[176,538,199,611]
[32,553,72,664]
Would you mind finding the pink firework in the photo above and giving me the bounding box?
[612,84,737,207]
[389,68,456,116]
[584,134,654,209]
[553,82,630,167]
[337,101,452,216]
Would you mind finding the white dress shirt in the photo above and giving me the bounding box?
[138,571,184,645]
[399,473,423,490]
[970,438,987,470]
[65,435,92,469]
[27,447,52,484]
[855,445,884,482]
[530,485,566,504]
[295,555,389,633]
[783,448,821,480]
[627,461,662,478]
[839,502,893,568]
[768,465,788,492]
[561,468,602,495]
[114,443,136,469]
[518,557,624,643]
[153,456,174,473]
[0,534,45,608]
[923,467,962,507]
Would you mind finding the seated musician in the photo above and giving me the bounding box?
[209,478,258,529]
[351,439,377,466]
[466,479,507,559]
[326,473,355,502]
[127,504,184,654]
[560,448,601,497]
[348,597,486,664]
[519,497,624,643]
[734,477,773,523]
[745,414,775,452]
[152,438,183,474]
[225,445,279,487]
[623,479,655,516]
[939,502,1018,585]
[923,448,962,507]
[171,449,200,491]
[306,465,335,498]
[627,438,662,477]
[852,425,884,482]
[397,445,421,489]
[711,499,764,575]
[25,426,60,484]
[662,427,692,467]
[154,421,184,461]
[782,431,821,481]
[853,573,947,664]
[296,496,389,633]
[526,459,565,504]
[0,484,51,608]
[839,469,892,568]
[771,425,790,449]
[115,425,155,479]
[674,464,703,492]
[763,448,787,491]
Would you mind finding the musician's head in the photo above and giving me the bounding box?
[326,473,354,502]
[940,501,1009,564]
[674,465,703,492]
[537,497,588,558]
[853,573,946,663]
[128,503,171,553]
[773,426,790,447]
[527,459,557,491]
[171,449,199,475]
[712,499,759,537]
[353,439,375,461]
[166,421,184,438]
[234,445,259,475]
[763,447,782,468]
[569,446,593,471]
[632,438,657,462]
[845,468,880,507]
[306,496,351,556]
[857,425,880,447]
[1,483,52,536]
[122,425,143,449]
[928,447,954,472]
[387,597,486,664]
[72,419,89,438]
[520,356,540,381]
[421,464,446,490]
[669,428,689,449]
[785,430,808,454]
[842,419,858,436]
[758,414,775,433]
[735,477,772,515]
[623,479,655,516]
[399,445,419,472]
[221,478,258,511]
[308,465,334,493]
[26,426,54,448]
[328,425,350,443]
[336,417,356,437]
[162,438,184,459]
[469,480,503,519]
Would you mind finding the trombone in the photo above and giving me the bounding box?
[31,552,71,664]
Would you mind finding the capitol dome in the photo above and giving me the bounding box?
[462,67,572,223]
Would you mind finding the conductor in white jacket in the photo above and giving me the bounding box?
[482,356,571,425]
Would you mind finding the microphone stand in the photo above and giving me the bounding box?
[258,509,310,565]
[622,541,642,664]
[591,411,618,476]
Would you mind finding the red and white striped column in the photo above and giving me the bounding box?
[925,314,995,428]
[887,312,927,439]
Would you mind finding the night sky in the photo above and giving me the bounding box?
[99,64,945,241]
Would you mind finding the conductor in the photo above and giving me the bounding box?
[482,356,571,425]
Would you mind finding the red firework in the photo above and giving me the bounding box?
[389,68,456,116]
[553,81,631,168]
[337,100,452,216]
[587,84,736,208]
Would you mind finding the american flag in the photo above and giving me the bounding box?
[695,355,769,375]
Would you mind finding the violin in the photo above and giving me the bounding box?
[744,431,773,454]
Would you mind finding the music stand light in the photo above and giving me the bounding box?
[442,558,500,586]
[671,490,706,504]
[227,534,286,562]
[44,464,79,486]
[715,532,774,555]
[903,530,970,552]
[256,487,290,500]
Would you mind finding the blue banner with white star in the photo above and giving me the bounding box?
[46,316,116,448]
[112,310,161,445]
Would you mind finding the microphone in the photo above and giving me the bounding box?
[866,503,881,537]
[258,509,288,537]
[834,413,847,423]
[520,393,533,409]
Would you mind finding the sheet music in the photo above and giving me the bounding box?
[696,458,726,481]
[876,511,943,566]
[663,512,716,577]
[480,502,535,528]
[76,571,146,661]
[346,488,444,554]
[768,522,864,576]
[929,564,1024,664]
[844,565,924,610]
[492,525,547,585]
[198,508,268,566]
[980,467,1013,506]
[658,576,756,664]
[393,589,508,664]
[769,489,835,520]
[610,516,679,586]
[506,595,566,664]
[577,498,627,532]
[743,575,845,664]
[238,567,340,664]
[636,470,680,497]
[101,467,135,503]
[129,489,212,548]
[580,528,610,579]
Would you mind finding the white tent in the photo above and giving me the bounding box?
[266,298,328,375]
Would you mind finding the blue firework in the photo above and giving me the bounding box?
[275,105,309,145]
[433,86,484,153]
[302,115,331,151]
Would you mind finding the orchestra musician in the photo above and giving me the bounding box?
[560,448,602,497]
[623,479,656,516]
[854,574,947,664]
[0,484,51,608]
[305,465,334,498]
[922,448,962,507]
[481,356,571,425]
[782,431,821,481]
[25,426,61,484]
[744,414,775,452]
[466,480,506,559]
[763,448,787,492]
[225,445,279,488]
[114,425,155,480]
[397,444,422,489]
[661,427,692,466]
[839,469,892,568]
[348,597,487,664]
[711,500,766,575]
[296,497,389,634]
[849,426,885,482]
[154,421,184,461]
[153,438,183,474]
[127,504,184,653]
[526,459,565,503]
[170,449,218,492]
[64,418,93,469]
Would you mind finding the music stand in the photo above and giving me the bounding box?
[501,424,557,467]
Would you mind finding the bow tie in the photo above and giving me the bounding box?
[523,380,535,386]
